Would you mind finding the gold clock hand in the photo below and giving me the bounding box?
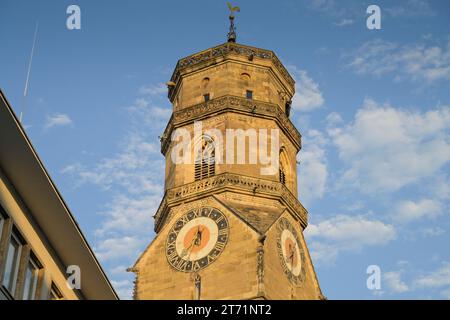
[181,227,201,258]
[285,242,296,270]
[186,226,206,260]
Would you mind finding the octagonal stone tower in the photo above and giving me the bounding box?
[129,40,323,300]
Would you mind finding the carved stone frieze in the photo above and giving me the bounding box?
[168,42,295,100]
[153,173,308,233]
[160,95,302,154]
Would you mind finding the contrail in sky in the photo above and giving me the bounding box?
[20,21,39,123]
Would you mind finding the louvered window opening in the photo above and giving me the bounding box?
[279,165,286,185]
[195,138,215,181]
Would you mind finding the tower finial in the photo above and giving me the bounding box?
[227,2,240,42]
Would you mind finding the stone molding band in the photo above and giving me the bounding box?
[168,42,295,102]
[153,173,308,233]
[160,95,302,154]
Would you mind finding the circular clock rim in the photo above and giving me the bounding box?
[165,206,229,273]
[276,217,306,286]
[280,229,302,276]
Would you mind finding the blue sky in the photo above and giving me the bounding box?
[1,0,450,299]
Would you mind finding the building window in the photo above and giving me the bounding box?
[279,163,286,185]
[203,93,210,102]
[279,148,290,188]
[241,73,251,81]
[49,283,63,300]
[195,136,215,181]
[0,214,4,240]
[2,231,22,294]
[22,256,40,300]
[285,100,292,117]
[246,90,253,100]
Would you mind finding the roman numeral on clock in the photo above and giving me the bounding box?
[176,258,189,271]
[193,261,201,271]
[214,241,225,251]
[180,215,190,225]
[215,214,225,223]
[169,254,180,266]
[167,247,177,259]
[167,242,176,252]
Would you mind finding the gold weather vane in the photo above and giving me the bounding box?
[227,2,240,42]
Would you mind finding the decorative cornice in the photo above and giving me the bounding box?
[160,95,302,154]
[153,173,308,233]
[168,42,295,101]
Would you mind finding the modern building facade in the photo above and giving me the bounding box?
[130,32,324,299]
[0,90,118,300]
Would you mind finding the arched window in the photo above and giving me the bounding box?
[195,136,216,181]
[202,77,211,102]
[240,73,251,82]
[202,77,210,87]
[285,100,292,117]
[279,148,290,187]
[279,163,286,185]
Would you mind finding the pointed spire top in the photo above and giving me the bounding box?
[227,2,240,43]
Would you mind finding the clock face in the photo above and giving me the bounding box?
[166,207,229,272]
[276,217,306,286]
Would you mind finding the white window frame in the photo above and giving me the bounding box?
[49,283,63,300]
[22,257,40,300]
[2,231,22,295]
[0,214,4,240]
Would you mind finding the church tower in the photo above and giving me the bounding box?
[130,8,323,300]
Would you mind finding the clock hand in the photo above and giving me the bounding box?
[285,242,296,270]
[186,226,206,261]
[181,227,202,258]
[195,226,203,246]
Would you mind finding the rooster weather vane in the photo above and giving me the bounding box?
[227,2,240,42]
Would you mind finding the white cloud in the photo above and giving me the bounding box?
[95,236,145,261]
[61,82,171,297]
[127,97,171,123]
[421,227,446,237]
[441,289,450,300]
[138,83,167,96]
[325,112,343,127]
[334,18,354,27]
[64,131,164,251]
[414,262,450,289]
[308,0,351,18]
[110,279,134,300]
[95,193,161,237]
[385,0,435,17]
[109,265,128,275]
[383,262,450,298]
[62,133,162,193]
[384,271,410,293]
[290,68,324,112]
[343,201,364,212]
[328,98,450,194]
[305,215,396,265]
[45,113,72,129]
[307,0,361,26]
[392,199,443,223]
[298,130,328,205]
[347,39,450,84]
[430,174,450,200]
[62,83,169,266]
